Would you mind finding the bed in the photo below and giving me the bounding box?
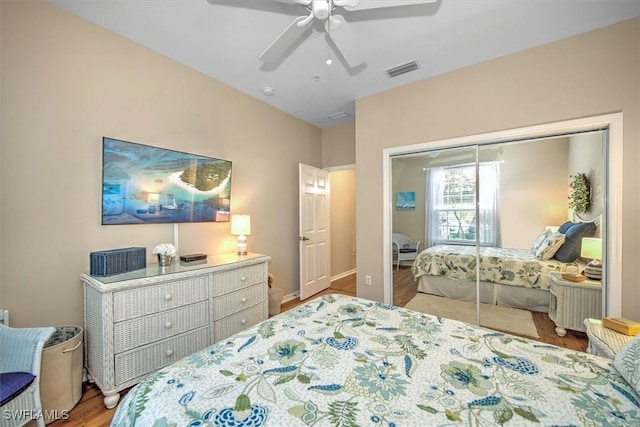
[111,294,640,426]
[410,220,599,313]
[410,245,573,313]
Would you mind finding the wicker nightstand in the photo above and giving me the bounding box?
[548,272,602,337]
[584,318,634,358]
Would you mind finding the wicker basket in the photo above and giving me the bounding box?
[268,287,284,316]
[40,326,83,424]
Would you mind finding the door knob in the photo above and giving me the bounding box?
[300,236,310,241]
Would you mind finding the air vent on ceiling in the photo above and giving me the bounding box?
[385,60,420,78]
[327,111,350,121]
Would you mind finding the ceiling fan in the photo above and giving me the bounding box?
[260,0,436,67]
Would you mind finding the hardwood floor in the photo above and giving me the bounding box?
[51,269,587,426]
[48,383,122,427]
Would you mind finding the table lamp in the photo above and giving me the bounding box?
[231,214,251,255]
[581,237,602,280]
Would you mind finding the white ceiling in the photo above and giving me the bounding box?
[50,0,639,129]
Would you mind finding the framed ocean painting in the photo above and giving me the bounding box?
[396,191,415,210]
[102,137,232,225]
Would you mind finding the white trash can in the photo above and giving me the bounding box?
[40,326,83,424]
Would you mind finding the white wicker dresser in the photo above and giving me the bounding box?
[81,252,269,408]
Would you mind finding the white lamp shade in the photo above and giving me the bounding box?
[231,215,251,236]
[581,237,602,260]
[231,214,251,255]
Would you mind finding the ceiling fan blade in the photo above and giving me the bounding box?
[271,0,312,5]
[335,0,436,11]
[259,16,313,63]
[326,15,365,68]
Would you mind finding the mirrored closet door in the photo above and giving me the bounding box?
[391,130,606,345]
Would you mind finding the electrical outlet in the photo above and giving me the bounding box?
[365,275,372,285]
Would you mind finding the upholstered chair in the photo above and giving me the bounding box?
[0,324,55,427]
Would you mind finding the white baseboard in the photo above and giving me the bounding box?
[283,270,356,303]
[283,291,299,303]
[331,269,356,281]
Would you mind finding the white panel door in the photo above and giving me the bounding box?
[299,163,330,300]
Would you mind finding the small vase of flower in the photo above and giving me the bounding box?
[267,273,283,316]
[152,243,176,267]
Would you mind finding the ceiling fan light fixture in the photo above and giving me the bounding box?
[385,60,420,78]
[311,0,330,20]
[261,0,434,69]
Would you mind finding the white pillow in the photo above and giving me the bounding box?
[530,229,551,254]
[533,232,565,260]
[613,334,640,394]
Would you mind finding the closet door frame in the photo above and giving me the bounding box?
[383,112,623,317]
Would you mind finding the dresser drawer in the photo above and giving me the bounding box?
[114,327,209,386]
[113,275,209,322]
[212,283,266,321]
[212,264,265,296]
[213,304,265,342]
[114,301,209,353]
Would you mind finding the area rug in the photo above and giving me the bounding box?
[405,293,540,338]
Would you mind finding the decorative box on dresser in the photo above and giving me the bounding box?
[81,252,269,408]
[548,271,602,337]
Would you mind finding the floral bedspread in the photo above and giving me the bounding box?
[411,245,568,290]
[111,294,639,426]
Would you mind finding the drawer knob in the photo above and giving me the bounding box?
[241,297,247,304]
[166,349,174,357]
[164,321,172,329]
[164,294,172,301]
[240,276,246,281]
[241,319,247,325]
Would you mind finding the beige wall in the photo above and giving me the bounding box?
[499,138,569,248]
[356,18,640,319]
[329,169,356,277]
[391,158,425,245]
[568,133,604,226]
[323,122,356,280]
[322,122,355,167]
[0,2,322,327]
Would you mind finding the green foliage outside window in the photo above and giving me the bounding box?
[439,167,476,242]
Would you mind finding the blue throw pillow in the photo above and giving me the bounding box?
[558,221,574,234]
[554,221,597,262]
[0,371,35,406]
